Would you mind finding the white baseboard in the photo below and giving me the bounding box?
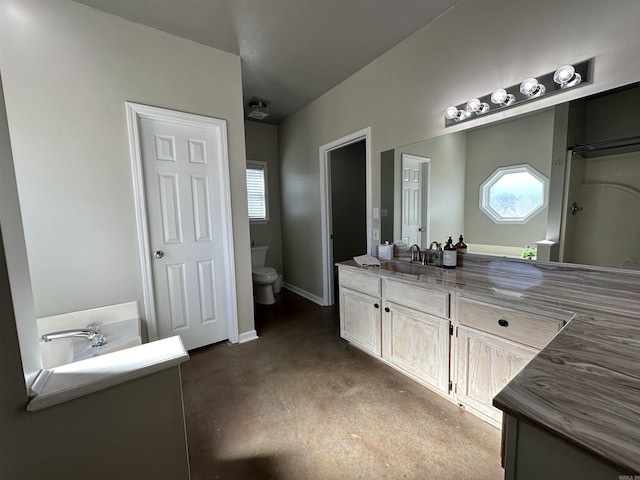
[283,282,325,306]
[238,329,258,344]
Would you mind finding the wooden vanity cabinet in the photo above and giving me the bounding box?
[338,269,451,393]
[382,279,451,394]
[455,326,538,425]
[454,296,569,426]
[382,302,450,394]
[337,265,575,430]
[382,278,451,395]
[339,269,382,357]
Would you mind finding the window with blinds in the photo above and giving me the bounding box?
[246,160,269,222]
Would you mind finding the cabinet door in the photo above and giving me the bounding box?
[339,287,382,357]
[383,302,450,394]
[456,326,537,426]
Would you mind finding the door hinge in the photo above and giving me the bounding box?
[449,324,454,336]
[448,381,453,393]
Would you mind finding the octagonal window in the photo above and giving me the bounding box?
[479,164,548,223]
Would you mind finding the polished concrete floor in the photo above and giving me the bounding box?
[181,289,504,480]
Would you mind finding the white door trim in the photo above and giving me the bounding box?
[125,102,239,344]
[319,127,372,306]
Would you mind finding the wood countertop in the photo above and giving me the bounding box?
[338,255,640,473]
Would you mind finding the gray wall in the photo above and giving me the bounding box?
[330,141,367,263]
[0,0,255,337]
[278,0,640,302]
[1,69,191,480]
[0,73,39,388]
[245,120,283,273]
[464,110,554,247]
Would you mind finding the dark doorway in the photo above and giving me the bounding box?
[329,140,367,298]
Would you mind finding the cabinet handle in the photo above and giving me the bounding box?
[374,303,379,309]
[498,319,509,327]
[384,307,390,313]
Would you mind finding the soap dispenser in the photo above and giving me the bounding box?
[455,235,468,254]
[443,236,457,269]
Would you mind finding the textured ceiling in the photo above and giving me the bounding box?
[72,0,462,124]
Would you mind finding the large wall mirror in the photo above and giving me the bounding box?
[381,81,640,270]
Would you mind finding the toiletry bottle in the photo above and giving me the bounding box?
[455,235,468,254]
[443,236,457,269]
[435,243,443,267]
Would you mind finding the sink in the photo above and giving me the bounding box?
[40,318,142,369]
[380,261,426,277]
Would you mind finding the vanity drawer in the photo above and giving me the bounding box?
[339,268,381,297]
[457,297,565,349]
[383,279,449,318]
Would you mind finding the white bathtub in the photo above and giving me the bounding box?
[38,302,143,369]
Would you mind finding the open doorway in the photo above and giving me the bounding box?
[330,141,367,299]
[320,127,372,306]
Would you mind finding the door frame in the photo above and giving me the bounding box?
[125,102,239,343]
[319,127,372,306]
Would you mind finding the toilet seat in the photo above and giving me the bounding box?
[252,267,278,285]
[252,266,277,277]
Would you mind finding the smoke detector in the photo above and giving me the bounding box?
[247,100,269,120]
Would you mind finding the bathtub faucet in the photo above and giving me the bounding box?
[41,324,106,347]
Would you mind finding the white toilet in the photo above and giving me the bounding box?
[251,245,279,305]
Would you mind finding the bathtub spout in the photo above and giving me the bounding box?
[41,324,106,347]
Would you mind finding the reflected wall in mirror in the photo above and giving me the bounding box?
[381,81,640,270]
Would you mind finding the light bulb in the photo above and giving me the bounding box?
[466,98,482,112]
[520,77,546,98]
[490,88,515,106]
[445,106,460,120]
[465,98,489,115]
[553,65,581,88]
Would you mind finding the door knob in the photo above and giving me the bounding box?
[154,250,164,259]
[570,202,583,216]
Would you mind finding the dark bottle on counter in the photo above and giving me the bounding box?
[443,236,457,269]
[455,235,468,254]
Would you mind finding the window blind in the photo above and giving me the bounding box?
[246,166,266,220]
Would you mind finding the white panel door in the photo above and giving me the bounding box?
[401,154,429,247]
[138,116,229,349]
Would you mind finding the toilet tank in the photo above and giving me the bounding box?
[250,245,269,268]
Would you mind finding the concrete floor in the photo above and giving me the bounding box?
[181,289,504,480]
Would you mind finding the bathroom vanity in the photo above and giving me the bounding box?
[337,254,640,477]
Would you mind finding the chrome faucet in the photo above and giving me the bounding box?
[41,324,106,347]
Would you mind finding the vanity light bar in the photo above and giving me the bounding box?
[444,59,592,127]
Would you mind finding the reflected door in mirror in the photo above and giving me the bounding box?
[401,154,430,247]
